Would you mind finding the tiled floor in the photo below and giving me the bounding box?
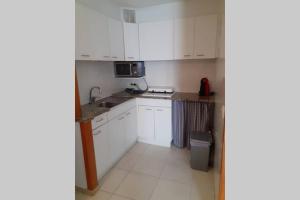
[76,142,214,200]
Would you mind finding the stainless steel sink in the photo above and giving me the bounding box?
[97,101,117,108]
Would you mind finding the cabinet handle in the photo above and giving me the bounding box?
[127,57,134,59]
[112,56,118,58]
[184,55,191,57]
[146,108,152,111]
[118,117,124,120]
[126,112,131,116]
[197,54,205,56]
[156,109,164,111]
[93,130,102,135]
[81,54,90,57]
[96,118,103,123]
[103,56,110,58]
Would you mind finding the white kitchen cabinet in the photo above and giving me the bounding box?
[137,99,172,147]
[124,107,138,150]
[108,114,126,165]
[139,20,173,60]
[109,18,125,61]
[93,123,110,180]
[75,3,93,60]
[154,107,172,147]
[75,3,110,61]
[137,106,155,142]
[123,23,140,61]
[174,18,195,60]
[194,15,218,59]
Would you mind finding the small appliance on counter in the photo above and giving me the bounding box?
[125,88,145,94]
[199,78,214,96]
[141,86,175,98]
[124,77,149,95]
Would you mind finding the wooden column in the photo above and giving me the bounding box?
[80,121,98,191]
[75,67,98,191]
[219,119,225,200]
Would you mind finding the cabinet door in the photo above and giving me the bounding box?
[174,18,195,60]
[108,115,126,165]
[138,106,155,141]
[75,3,93,60]
[139,20,173,60]
[91,11,111,60]
[154,107,172,147]
[93,124,110,179]
[124,107,137,150]
[75,3,110,61]
[194,15,218,58]
[123,23,139,61]
[109,18,125,61]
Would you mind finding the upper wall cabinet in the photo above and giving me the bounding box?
[75,3,110,61]
[174,18,195,60]
[75,3,93,60]
[194,15,218,59]
[109,18,125,61]
[139,20,173,61]
[123,23,140,61]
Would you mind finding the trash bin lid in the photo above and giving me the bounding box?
[190,131,212,143]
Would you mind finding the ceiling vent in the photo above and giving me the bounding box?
[121,8,136,23]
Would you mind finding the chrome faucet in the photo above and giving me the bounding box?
[89,86,102,104]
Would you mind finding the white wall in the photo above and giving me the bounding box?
[118,60,217,93]
[76,61,123,105]
[136,0,219,22]
[76,0,121,20]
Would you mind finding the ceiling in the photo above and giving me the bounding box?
[111,0,187,8]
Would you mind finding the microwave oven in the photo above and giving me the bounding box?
[114,61,145,78]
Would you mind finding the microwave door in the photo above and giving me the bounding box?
[115,64,131,77]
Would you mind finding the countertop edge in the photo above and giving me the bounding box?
[76,91,215,122]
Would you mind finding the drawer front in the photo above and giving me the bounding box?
[107,99,136,121]
[136,98,171,108]
[92,113,108,129]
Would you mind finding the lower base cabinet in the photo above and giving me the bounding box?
[108,114,126,166]
[93,104,137,180]
[137,99,172,147]
[154,107,172,147]
[93,123,110,179]
[125,107,138,150]
[92,97,172,181]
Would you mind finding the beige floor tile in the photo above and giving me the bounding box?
[115,172,158,200]
[101,169,128,193]
[109,194,132,200]
[150,179,190,200]
[115,152,141,171]
[165,154,191,170]
[190,169,214,200]
[133,156,166,177]
[75,191,91,200]
[190,183,214,200]
[160,164,193,185]
[128,142,149,155]
[143,145,170,160]
[191,169,214,186]
[90,191,112,200]
[167,147,190,163]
